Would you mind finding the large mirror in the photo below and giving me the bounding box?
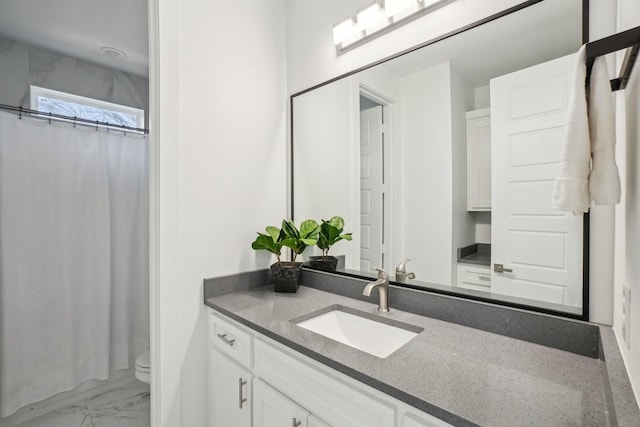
[292,0,587,317]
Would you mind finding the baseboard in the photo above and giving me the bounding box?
[0,369,137,427]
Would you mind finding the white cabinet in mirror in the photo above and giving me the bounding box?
[292,0,585,317]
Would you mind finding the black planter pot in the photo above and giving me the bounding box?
[270,262,302,293]
[309,256,339,272]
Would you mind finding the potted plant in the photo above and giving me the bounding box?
[309,216,352,272]
[251,219,319,292]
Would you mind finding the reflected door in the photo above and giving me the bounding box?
[360,106,384,271]
[490,53,583,308]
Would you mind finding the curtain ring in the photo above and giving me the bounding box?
[48,112,52,124]
[95,120,99,131]
[73,116,76,128]
[19,106,23,120]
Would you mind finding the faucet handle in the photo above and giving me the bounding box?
[396,258,411,272]
[372,268,388,280]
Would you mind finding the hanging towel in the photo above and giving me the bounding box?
[552,45,592,213]
[589,54,621,204]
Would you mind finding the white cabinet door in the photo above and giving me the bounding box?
[466,108,492,211]
[254,378,310,427]
[209,350,252,427]
[490,53,583,308]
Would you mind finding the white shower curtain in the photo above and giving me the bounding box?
[0,111,149,417]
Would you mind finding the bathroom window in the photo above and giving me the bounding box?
[30,86,145,128]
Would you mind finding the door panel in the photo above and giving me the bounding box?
[491,53,583,308]
[360,106,384,270]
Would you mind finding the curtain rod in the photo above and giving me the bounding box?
[586,25,640,91]
[0,104,149,134]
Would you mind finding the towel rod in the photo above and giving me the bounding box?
[585,25,640,91]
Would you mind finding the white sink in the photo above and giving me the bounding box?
[295,306,422,358]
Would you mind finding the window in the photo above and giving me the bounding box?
[30,86,145,128]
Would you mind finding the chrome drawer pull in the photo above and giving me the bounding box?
[478,276,490,281]
[217,333,236,346]
[238,378,247,409]
[292,418,302,427]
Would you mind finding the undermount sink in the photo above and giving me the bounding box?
[293,305,423,358]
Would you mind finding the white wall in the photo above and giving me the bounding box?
[614,0,640,405]
[398,62,453,284]
[151,0,287,426]
[450,66,476,282]
[293,77,360,267]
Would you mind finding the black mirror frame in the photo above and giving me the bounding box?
[290,0,591,321]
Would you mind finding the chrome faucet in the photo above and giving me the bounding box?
[363,268,390,313]
[395,258,416,283]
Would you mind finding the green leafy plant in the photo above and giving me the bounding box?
[317,216,352,259]
[251,225,284,263]
[251,219,320,265]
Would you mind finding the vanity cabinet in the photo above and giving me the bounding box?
[208,309,453,427]
[466,108,491,211]
[456,263,491,292]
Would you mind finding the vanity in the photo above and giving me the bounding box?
[203,269,639,427]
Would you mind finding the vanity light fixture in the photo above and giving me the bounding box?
[333,0,452,53]
[384,0,414,18]
[333,17,357,46]
[356,3,384,33]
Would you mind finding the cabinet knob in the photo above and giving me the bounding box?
[292,418,302,427]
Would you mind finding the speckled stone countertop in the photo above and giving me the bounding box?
[205,285,612,427]
[457,243,491,266]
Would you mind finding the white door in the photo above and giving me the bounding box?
[209,351,252,427]
[490,53,583,308]
[360,105,385,271]
[254,378,310,427]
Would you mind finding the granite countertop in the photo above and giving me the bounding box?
[205,285,611,427]
[457,243,491,266]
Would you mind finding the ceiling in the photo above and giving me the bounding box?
[0,0,148,77]
[381,0,581,87]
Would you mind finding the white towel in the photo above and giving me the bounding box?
[552,46,621,213]
[589,54,621,205]
[552,45,591,213]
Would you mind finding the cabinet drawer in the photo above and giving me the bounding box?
[457,264,491,292]
[255,338,395,427]
[210,312,253,369]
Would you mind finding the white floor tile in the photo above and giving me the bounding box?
[15,379,149,427]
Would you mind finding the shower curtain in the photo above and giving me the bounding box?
[0,111,149,417]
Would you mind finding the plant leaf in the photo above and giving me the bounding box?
[281,219,299,239]
[299,219,319,239]
[328,216,344,230]
[251,234,280,255]
[265,226,281,242]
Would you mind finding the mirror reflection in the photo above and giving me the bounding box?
[293,0,584,315]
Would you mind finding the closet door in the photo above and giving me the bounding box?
[490,53,583,308]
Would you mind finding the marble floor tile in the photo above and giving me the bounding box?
[15,378,149,427]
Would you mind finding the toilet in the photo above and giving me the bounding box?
[135,349,150,384]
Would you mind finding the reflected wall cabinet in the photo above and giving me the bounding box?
[466,108,492,211]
